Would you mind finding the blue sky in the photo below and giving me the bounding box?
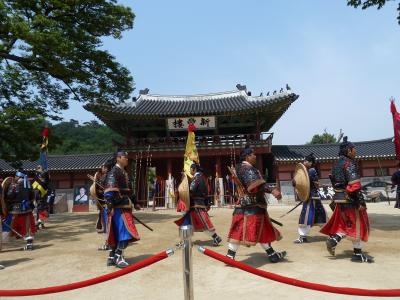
[64,0,400,144]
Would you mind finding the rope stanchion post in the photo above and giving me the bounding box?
[179,225,194,300]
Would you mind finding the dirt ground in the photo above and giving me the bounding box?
[0,202,400,300]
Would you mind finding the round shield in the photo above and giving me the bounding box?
[1,177,14,216]
[178,173,190,212]
[293,163,310,202]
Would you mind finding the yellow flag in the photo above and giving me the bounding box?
[183,130,199,178]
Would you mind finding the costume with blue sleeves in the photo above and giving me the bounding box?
[104,163,139,268]
[104,165,140,247]
[298,167,327,226]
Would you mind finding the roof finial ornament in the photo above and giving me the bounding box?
[236,84,247,91]
[286,84,291,91]
[259,92,263,97]
[279,88,283,93]
[266,91,270,96]
[139,88,149,95]
[273,90,277,95]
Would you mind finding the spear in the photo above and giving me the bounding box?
[1,219,28,240]
[279,200,303,218]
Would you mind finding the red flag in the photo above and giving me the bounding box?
[390,99,400,159]
[42,127,49,138]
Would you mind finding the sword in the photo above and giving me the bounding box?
[87,174,154,232]
[132,215,153,231]
[270,217,283,227]
[279,200,303,218]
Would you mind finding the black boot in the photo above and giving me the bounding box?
[212,233,222,246]
[293,236,308,244]
[226,249,236,260]
[23,238,33,251]
[326,234,342,256]
[351,248,374,263]
[107,249,115,266]
[114,249,129,269]
[266,247,287,263]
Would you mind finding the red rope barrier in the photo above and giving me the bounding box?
[0,249,173,297]
[199,247,400,297]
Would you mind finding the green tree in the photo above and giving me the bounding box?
[0,1,135,163]
[0,104,43,166]
[308,132,337,144]
[50,120,123,154]
[347,0,400,25]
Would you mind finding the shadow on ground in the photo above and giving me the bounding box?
[368,213,400,231]
[1,257,32,268]
[239,252,292,268]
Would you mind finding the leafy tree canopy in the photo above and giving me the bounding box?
[0,0,135,163]
[308,132,338,144]
[49,119,123,155]
[347,0,400,25]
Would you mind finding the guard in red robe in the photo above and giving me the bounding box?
[320,137,373,263]
[6,170,36,250]
[175,163,222,246]
[226,145,286,263]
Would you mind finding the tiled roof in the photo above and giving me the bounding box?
[1,138,394,173]
[272,138,395,163]
[0,153,113,173]
[85,89,299,119]
[0,160,13,171]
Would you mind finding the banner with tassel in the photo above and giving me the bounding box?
[183,123,200,178]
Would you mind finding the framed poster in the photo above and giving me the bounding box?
[72,185,89,212]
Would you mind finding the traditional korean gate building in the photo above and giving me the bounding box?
[85,85,299,203]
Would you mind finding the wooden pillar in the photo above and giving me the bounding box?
[127,155,133,177]
[69,173,74,189]
[257,155,263,176]
[216,156,221,178]
[126,127,131,148]
[256,113,261,139]
[167,158,172,177]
